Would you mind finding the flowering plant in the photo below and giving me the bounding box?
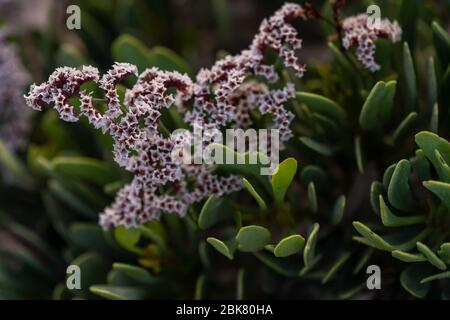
[0,0,449,300]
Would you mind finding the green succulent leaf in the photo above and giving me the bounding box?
[198,196,233,230]
[303,223,320,268]
[432,21,450,68]
[403,42,417,110]
[392,112,418,143]
[427,57,438,112]
[420,271,450,284]
[331,195,346,225]
[236,269,245,300]
[307,182,318,213]
[112,263,156,284]
[423,180,450,209]
[299,137,334,156]
[90,285,148,300]
[370,182,384,216]
[206,237,236,260]
[415,131,450,181]
[114,226,141,253]
[430,103,439,134]
[392,250,426,263]
[379,195,425,227]
[271,158,298,206]
[400,264,432,298]
[112,34,153,72]
[273,234,305,258]
[194,274,207,300]
[416,242,447,270]
[236,225,271,252]
[296,92,346,125]
[354,136,364,173]
[52,157,117,185]
[359,80,397,130]
[243,178,267,210]
[300,165,327,190]
[352,222,394,251]
[387,159,415,211]
[438,243,450,264]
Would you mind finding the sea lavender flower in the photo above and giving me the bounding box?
[184,2,306,143]
[341,14,402,72]
[25,3,307,228]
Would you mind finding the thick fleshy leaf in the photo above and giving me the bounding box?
[299,137,333,156]
[403,42,417,110]
[52,157,117,185]
[273,234,305,258]
[112,34,153,72]
[417,242,447,270]
[400,264,432,298]
[432,21,450,68]
[392,112,418,143]
[411,150,431,182]
[271,158,297,206]
[149,46,191,75]
[370,182,384,216]
[243,178,267,210]
[331,195,346,225]
[430,103,439,134]
[379,195,424,227]
[427,57,438,112]
[353,222,428,252]
[198,196,233,230]
[307,182,318,213]
[300,165,327,190]
[355,136,364,173]
[114,226,141,253]
[421,271,450,284]
[392,250,426,263]
[352,222,394,251]
[194,274,207,300]
[206,237,236,260]
[90,285,148,300]
[423,180,450,209]
[415,131,450,181]
[359,81,397,130]
[387,160,415,211]
[296,92,346,125]
[236,225,271,252]
[303,223,320,268]
[112,263,156,284]
[69,223,127,257]
[236,269,245,300]
[438,243,450,264]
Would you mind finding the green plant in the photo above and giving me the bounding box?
[0,0,449,300]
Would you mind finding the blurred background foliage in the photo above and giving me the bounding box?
[0,0,449,299]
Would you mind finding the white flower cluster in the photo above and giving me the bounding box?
[0,37,29,152]
[184,2,305,143]
[25,3,306,228]
[342,14,402,72]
